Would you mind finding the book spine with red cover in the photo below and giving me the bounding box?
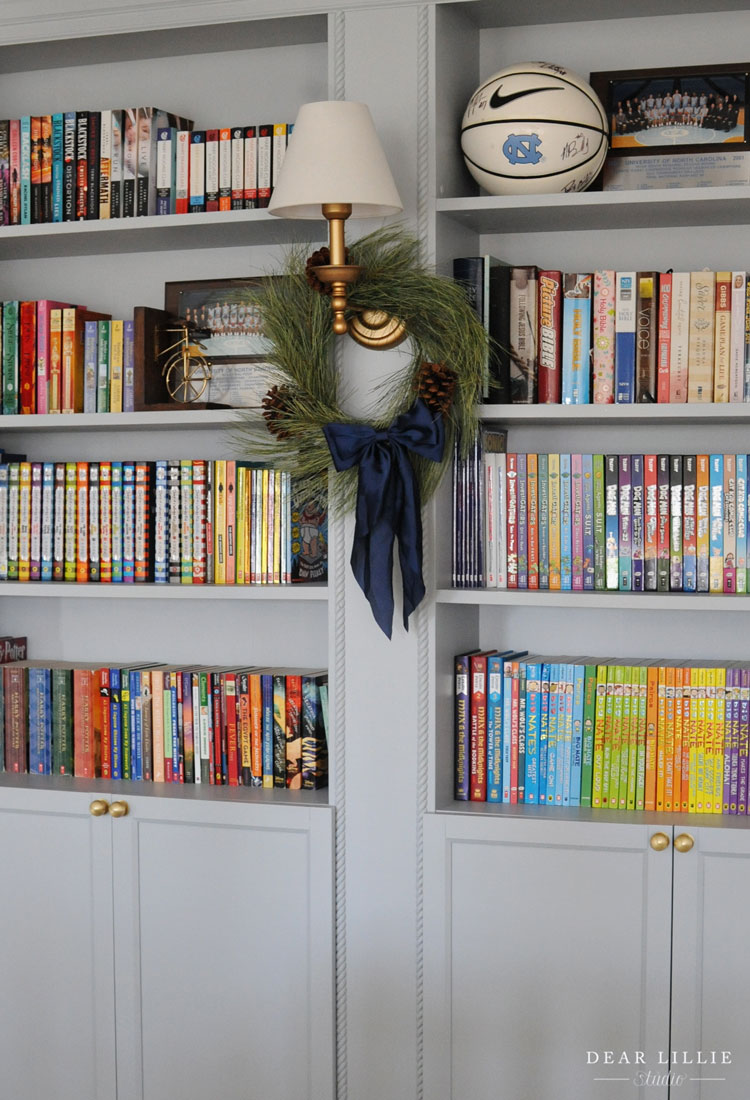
[537,269,562,403]
[285,673,303,789]
[469,652,490,801]
[99,667,111,779]
[18,299,37,414]
[4,665,28,772]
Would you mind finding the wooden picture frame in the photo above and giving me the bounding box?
[163,276,277,410]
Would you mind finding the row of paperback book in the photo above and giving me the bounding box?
[455,650,750,815]
[1,299,134,415]
[454,257,750,406]
[0,458,328,586]
[1,660,328,789]
[0,110,293,224]
[455,437,750,594]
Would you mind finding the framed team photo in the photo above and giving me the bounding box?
[590,62,750,158]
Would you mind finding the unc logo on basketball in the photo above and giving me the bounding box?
[502,134,543,165]
[460,62,608,195]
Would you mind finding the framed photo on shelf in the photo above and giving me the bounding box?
[589,62,750,190]
[163,276,275,408]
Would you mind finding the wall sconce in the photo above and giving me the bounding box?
[268,100,406,350]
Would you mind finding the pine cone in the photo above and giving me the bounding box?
[262,384,293,439]
[305,245,350,295]
[416,361,457,414]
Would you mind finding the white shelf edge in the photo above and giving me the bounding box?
[437,184,750,214]
[476,404,750,424]
[0,409,254,431]
[0,207,274,241]
[0,581,327,600]
[436,588,745,610]
[434,801,750,830]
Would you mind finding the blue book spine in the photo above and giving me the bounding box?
[710,454,724,593]
[524,661,541,804]
[111,461,123,582]
[631,454,644,592]
[545,663,559,804]
[683,454,698,593]
[122,462,135,582]
[560,453,572,590]
[261,673,274,784]
[538,662,551,793]
[501,659,514,803]
[130,669,142,781]
[28,667,52,775]
[123,320,135,413]
[516,452,528,589]
[582,453,595,590]
[154,460,169,583]
[561,273,592,404]
[737,453,748,594]
[110,667,122,779]
[51,113,64,222]
[619,454,632,591]
[486,654,504,802]
[537,452,549,589]
[20,116,31,225]
[569,663,586,806]
[41,462,55,581]
[615,271,636,403]
[558,664,573,806]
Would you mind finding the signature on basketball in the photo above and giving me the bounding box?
[561,132,590,160]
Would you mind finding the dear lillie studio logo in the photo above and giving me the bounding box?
[587,1050,733,1088]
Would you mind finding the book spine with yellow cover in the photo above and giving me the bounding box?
[235,464,246,585]
[656,665,667,812]
[273,469,282,585]
[617,665,631,810]
[109,319,124,412]
[680,667,691,812]
[625,666,639,811]
[18,462,31,582]
[591,663,608,808]
[688,667,699,813]
[645,665,659,811]
[703,667,716,813]
[672,666,683,814]
[713,271,732,401]
[664,664,676,811]
[225,460,236,584]
[695,667,708,812]
[713,665,726,815]
[606,665,622,809]
[635,665,647,811]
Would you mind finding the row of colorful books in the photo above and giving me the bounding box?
[0,458,328,586]
[1,660,328,789]
[454,257,750,406]
[455,650,750,815]
[1,299,134,415]
[0,109,292,225]
[455,440,750,594]
[159,123,291,216]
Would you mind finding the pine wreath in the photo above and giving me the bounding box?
[235,224,488,510]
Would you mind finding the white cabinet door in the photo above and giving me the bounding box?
[0,782,117,1100]
[423,813,673,1100]
[670,825,750,1100]
[110,794,336,1100]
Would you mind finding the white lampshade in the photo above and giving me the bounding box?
[268,100,403,219]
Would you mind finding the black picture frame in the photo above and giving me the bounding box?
[163,276,276,409]
[589,62,750,160]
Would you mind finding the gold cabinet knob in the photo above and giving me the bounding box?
[89,799,110,817]
[650,832,670,851]
[674,833,694,853]
[109,801,129,818]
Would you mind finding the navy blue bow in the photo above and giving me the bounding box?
[323,398,445,637]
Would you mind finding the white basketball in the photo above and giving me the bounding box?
[460,62,609,195]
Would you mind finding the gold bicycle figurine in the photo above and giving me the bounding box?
[159,322,212,403]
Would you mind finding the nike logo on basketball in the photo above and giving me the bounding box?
[489,86,559,109]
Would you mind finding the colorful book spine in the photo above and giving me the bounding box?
[561,273,592,404]
[631,455,644,592]
[656,272,672,403]
[537,269,562,403]
[592,270,616,404]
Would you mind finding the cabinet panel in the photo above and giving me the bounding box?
[0,784,116,1100]
[671,827,750,1100]
[111,797,335,1100]
[423,814,672,1100]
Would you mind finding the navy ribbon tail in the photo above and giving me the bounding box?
[323,398,444,637]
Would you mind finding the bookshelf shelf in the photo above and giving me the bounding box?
[0,409,252,432]
[0,208,318,260]
[476,403,750,426]
[437,186,750,235]
[436,589,750,610]
[0,582,327,600]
